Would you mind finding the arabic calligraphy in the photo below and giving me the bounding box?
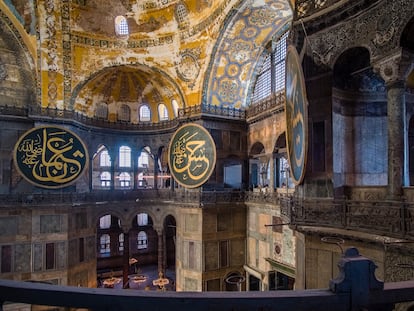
[285,45,308,185]
[14,126,88,189]
[168,123,216,188]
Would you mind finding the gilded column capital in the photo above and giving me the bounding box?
[373,49,414,87]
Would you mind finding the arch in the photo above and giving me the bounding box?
[202,1,292,108]
[273,132,289,188]
[70,64,186,121]
[401,16,414,52]
[249,142,266,188]
[332,47,387,188]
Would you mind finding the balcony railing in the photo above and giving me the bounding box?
[1,247,413,311]
[3,187,414,240]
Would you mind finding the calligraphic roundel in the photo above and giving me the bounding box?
[13,126,89,189]
[285,45,308,185]
[168,123,216,189]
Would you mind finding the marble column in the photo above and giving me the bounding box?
[156,229,164,275]
[154,155,159,189]
[110,150,116,191]
[122,229,130,289]
[374,49,414,199]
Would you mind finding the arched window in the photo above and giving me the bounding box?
[118,104,130,122]
[119,172,131,188]
[100,234,110,255]
[119,233,124,252]
[114,15,129,36]
[119,146,131,168]
[100,171,111,187]
[137,231,148,249]
[139,105,151,122]
[251,31,288,104]
[99,215,111,229]
[100,150,111,167]
[96,102,108,119]
[172,99,179,117]
[175,3,189,28]
[158,103,169,121]
[137,213,148,226]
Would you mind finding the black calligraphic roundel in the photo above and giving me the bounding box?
[285,45,308,185]
[13,126,89,189]
[168,123,216,189]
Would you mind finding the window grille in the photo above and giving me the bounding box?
[158,103,169,121]
[251,31,289,104]
[100,171,111,187]
[119,146,131,168]
[114,16,129,36]
[137,231,148,249]
[139,105,151,122]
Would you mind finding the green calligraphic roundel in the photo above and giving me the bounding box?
[13,126,89,189]
[285,45,308,185]
[168,123,216,189]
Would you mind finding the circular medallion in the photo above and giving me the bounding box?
[285,45,308,185]
[13,126,89,189]
[168,123,216,188]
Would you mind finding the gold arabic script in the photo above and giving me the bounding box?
[172,131,210,181]
[16,128,86,185]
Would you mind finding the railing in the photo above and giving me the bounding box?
[3,187,414,239]
[246,92,285,122]
[290,197,414,239]
[1,248,414,311]
[4,104,247,132]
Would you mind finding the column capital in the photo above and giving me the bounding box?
[373,48,414,87]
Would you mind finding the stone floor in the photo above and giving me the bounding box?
[99,264,176,291]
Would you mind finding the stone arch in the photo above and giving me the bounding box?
[332,47,387,188]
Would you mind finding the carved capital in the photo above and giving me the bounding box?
[373,49,414,87]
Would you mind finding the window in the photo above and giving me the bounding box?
[139,105,151,122]
[175,3,189,28]
[172,99,179,117]
[137,231,148,250]
[119,172,131,188]
[137,213,148,226]
[46,243,55,270]
[251,31,288,104]
[119,146,131,168]
[158,103,169,121]
[99,215,111,229]
[100,172,111,187]
[118,104,130,122]
[138,149,150,168]
[114,15,129,36]
[100,150,111,167]
[100,234,110,255]
[1,245,12,273]
[119,233,124,252]
[96,102,108,119]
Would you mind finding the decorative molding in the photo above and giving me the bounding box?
[304,0,414,69]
